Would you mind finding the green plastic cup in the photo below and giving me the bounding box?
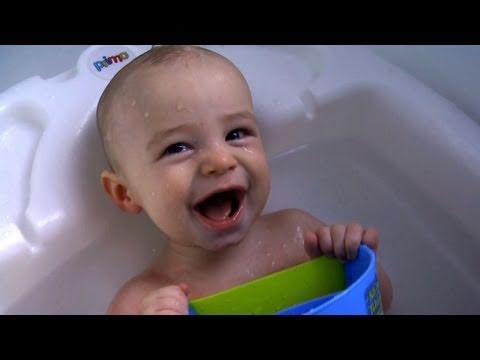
[189,256,346,315]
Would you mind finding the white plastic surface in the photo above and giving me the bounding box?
[1,45,479,314]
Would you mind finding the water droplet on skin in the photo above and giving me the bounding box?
[144,112,149,118]
[242,146,253,154]
[294,226,304,245]
[176,103,184,111]
[131,99,137,107]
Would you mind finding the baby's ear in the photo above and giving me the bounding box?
[100,170,142,214]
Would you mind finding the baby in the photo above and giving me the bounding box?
[96,45,393,315]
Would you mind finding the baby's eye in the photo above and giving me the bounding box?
[226,128,248,142]
[164,143,190,156]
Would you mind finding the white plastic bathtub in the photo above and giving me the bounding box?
[1,45,479,314]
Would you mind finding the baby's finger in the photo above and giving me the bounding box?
[154,310,185,315]
[316,226,333,257]
[179,283,189,296]
[362,228,379,253]
[345,223,363,260]
[142,295,188,315]
[149,285,186,300]
[331,224,347,260]
[142,286,188,308]
[143,308,184,315]
[304,231,321,258]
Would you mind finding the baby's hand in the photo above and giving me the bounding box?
[304,224,379,261]
[140,283,189,315]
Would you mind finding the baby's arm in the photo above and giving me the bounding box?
[288,209,393,311]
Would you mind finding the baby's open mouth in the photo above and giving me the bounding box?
[193,189,245,228]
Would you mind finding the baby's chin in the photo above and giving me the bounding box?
[197,232,246,252]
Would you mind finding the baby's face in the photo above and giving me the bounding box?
[115,55,270,251]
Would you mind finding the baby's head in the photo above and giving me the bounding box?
[97,45,271,251]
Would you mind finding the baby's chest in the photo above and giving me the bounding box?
[189,224,310,299]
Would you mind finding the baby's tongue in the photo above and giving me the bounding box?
[199,192,232,221]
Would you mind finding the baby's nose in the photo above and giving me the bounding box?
[200,148,237,176]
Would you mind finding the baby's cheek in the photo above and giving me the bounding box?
[148,202,184,237]
[152,183,189,217]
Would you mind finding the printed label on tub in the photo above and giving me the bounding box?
[365,276,383,315]
[87,46,136,80]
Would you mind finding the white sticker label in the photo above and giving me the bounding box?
[87,46,136,80]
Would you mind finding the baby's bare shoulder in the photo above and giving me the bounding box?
[107,271,167,315]
[254,208,326,265]
[264,208,326,229]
